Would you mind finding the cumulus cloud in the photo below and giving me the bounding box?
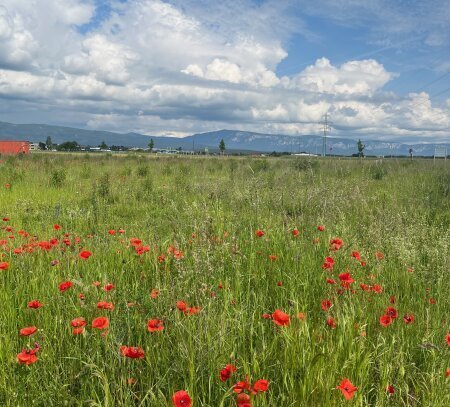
[0,0,448,143]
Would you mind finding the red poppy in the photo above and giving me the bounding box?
[19,326,37,336]
[255,230,265,237]
[234,377,251,393]
[389,296,396,304]
[176,301,187,311]
[380,314,393,327]
[53,224,61,230]
[236,393,251,407]
[79,250,92,259]
[72,327,84,335]
[326,278,336,285]
[317,225,325,231]
[321,299,332,311]
[277,281,283,287]
[262,313,271,319]
[330,238,344,251]
[386,385,395,394]
[92,317,109,330]
[446,334,450,346]
[374,251,384,260]
[322,256,335,270]
[150,288,160,299]
[27,300,43,309]
[147,319,164,332]
[385,307,398,319]
[252,379,269,393]
[172,390,192,407]
[71,317,86,328]
[326,317,337,328]
[184,306,202,315]
[338,272,355,289]
[298,312,306,321]
[372,284,383,294]
[59,281,72,292]
[350,251,361,260]
[103,283,115,291]
[120,345,145,359]
[219,364,237,382]
[268,254,278,261]
[272,309,290,327]
[403,314,414,324]
[97,301,114,310]
[0,262,9,270]
[108,230,115,235]
[446,368,450,378]
[17,347,39,365]
[337,378,358,400]
[291,229,300,236]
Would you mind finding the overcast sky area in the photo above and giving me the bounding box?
[0,0,449,142]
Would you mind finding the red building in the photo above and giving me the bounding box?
[0,141,30,155]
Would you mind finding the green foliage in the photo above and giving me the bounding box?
[50,168,67,187]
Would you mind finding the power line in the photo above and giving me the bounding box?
[319,113,332,157]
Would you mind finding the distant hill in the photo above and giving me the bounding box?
[0,121,448,156]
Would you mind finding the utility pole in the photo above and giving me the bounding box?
[319,113,332,157]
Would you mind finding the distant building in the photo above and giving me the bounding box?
[29,142,40,151]
[0,141,30,155]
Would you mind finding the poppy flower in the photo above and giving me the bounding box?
[236,393,251,407]
[317,225,325,231]
[403,314,414,324]
[176,301,187,311]
[350,251,361,260]
[337,378,358,400]
[446,368,450,378]
[252,379,269,393]
[147,319,164,332]
[330,238,344,251]
[372,284,383,294]
[27,300,43,309]
[0,262,9,270]
[172,390,191,407]
[322,257,335,270]
[19,326,37,336]
[385,307,398,319]
[262,313,271,319]
[298,312,306,321]
[71,318,86,328]
[150,288,160,299]
[326,317,337,329]
[268,254,278,261]
[446,334,450,346]
[103,283,115,291]
[97,301,114,310]
[184,306,202,315]
[291,229,300,236]
[386,385,395,394]
[234,377,251,393]
[120,345,145,359]
[338,272,355,289]
[380,314,393,327]
[79,250,92,259]
[59,281,72,292]
[255,230,265,237]
[108,230,115,235]
[92,317,109,330]
[17,347,39,365]
[219,364,237,382]
[374,251,384,260]
[321,299,332,311]
[326,278,336,285]
[272,309,290,327]
[53,224,61,230]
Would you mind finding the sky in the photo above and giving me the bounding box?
[0,0,449,143]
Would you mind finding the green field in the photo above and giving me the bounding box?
[0,154,449,406]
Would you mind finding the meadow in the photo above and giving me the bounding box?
[0,153,448,407]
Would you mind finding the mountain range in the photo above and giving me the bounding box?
[0,121,448,156]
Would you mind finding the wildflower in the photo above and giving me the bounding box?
[350,251,361,260]
[317,225,325,231]
[92,317,109,330]
[176,301,187,311]
[338,272,355,289]
[147,319,164,332]
[27,300,43,309]
[236,393,251,407]
[252,379,269,393]
[17,347,39,365]
[234,377,251,393]
[262,313,271,319]
[375,251,384,260]
[385,307,398,319]
[103,283,115,291]
[268,254,278,261]
[59,281,72,292]
[326,317,337,328]
[19,326,37,336]
[322,256,335,270]
[380,314,393,327]
[120,345,145,359]
[446,334,450,346]
[403,314,414,324]
[330,238,344,251]
[255,230,265,237]
[219,364,236,382]
[337,378,358,400]
[321,299,332,311]
[53,224,61,230]
[172,390,191,407]
[298,312,306,321]
[97,301,114,310]
[150,288,160,299]
[0,262,9,270]
[108,230,115,235]
[291,229,300,236]
[326,278,336,284]
[79,250,92,259]
[272,309,290,327]
[386,385,395,394]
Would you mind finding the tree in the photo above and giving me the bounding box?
[46,136,53,150]
[357,139,365,158]
[219,138,226,155]
[38,142,47,150]
[409,148,413,160]
[99,141,108,150]
[148,138,154,152]
[56,141,80,151]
